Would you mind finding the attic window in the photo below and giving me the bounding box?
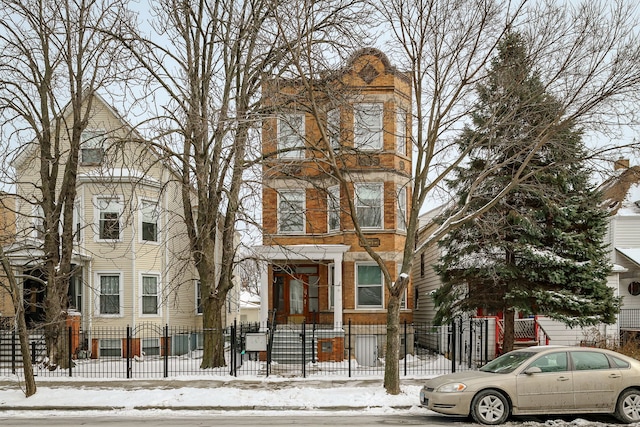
[81,130,105,164]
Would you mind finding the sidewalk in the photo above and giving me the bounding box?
[0,377,424,412]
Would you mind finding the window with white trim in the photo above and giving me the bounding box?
[329,264,335,310]
[97,197,122,240]
[141,275,159,315]
[141,200,159,242]
[278,190,305,233]
[397,185,407,231]
[328,185,340,232]
[396,108,407,155]
[81,130,105,164]
[99,274,121,315]
[278,114,305,159]
[327,109,340,150]
[355,183,383,229]
[356,263,383,308]
[354,103,382,150]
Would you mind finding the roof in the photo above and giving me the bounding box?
[616,248,640,268]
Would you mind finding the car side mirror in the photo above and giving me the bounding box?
[524,366,542,375]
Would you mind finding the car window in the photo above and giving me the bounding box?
[571,351,611,371]
[526,352,568,373]
[611,355,630,369]
[480,351,535,373]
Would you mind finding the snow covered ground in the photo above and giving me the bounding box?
[0,374,637,426]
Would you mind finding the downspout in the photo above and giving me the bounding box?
[131,196,136,331]
[163,171,170,327]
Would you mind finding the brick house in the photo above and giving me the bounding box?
[254,48,413,357]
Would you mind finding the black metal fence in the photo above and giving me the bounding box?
[0,319,491,379]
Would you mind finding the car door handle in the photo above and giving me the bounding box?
[609,374,621,379]
[557,376,570,381]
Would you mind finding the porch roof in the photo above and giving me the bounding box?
[253,244,350,261]
[617,247,640,268]
[3,238,91,266]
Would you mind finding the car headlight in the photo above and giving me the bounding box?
[436,383,467,393]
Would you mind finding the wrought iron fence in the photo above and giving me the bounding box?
[0,319,491,379]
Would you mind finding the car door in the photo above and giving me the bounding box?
[570,350,622,411]
[516,351,574,413]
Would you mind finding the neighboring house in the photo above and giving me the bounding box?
[0,194,16,323]
[238,290,260,324]
[254,49,413,360]
[599,160,640,342]
[413,159,640,358]
[4,94,234,358]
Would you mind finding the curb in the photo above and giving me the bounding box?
[0,405,415,412]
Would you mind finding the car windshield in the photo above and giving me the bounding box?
[479,351,536,374]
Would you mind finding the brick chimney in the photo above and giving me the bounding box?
[615,158,630,170]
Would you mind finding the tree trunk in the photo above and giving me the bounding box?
[502,308,515,353]
[200,277,226,369]
[383,295,401,395]
[43,272,70,369]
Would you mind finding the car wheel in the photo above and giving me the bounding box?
[470,389,510,425]
[616,389,640,423]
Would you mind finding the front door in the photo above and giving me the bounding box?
[272,265,319,324]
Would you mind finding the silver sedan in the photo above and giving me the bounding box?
[420,345,640,425]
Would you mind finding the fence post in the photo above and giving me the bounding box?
[11,331,16,374]
[403,320,407,376]
[230,320,237,377]
[348,319,352,378]
[126,325,132,379]
[468,318,473,369]
[484,318,489,363]
[301,321,306,379]
[163,325,169,378]
[451,320,456,373]
[68,326,73,377]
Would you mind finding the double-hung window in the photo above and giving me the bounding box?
[327,185,340,232]
[141,200,158,242]
[141,275,159,315]
[278,190,305,233]
[356,263,383,308]
[97,197,122,240]
[81,130,105,164]
[278,114,305,159]
[327,109,340,150]
[354,103,383,150]
[396,108,407,155]
[355,183,383,229]
[397,185,407,231]
[99,274,121,315]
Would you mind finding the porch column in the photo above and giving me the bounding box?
[333,254,343,330]
[259,260,269,331]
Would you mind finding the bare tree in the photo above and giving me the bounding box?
[117,0,370,368]
[0,0,135,369]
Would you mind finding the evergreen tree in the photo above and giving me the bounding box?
[433,32,620,353]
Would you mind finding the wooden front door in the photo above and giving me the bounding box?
[272,265,319,324]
